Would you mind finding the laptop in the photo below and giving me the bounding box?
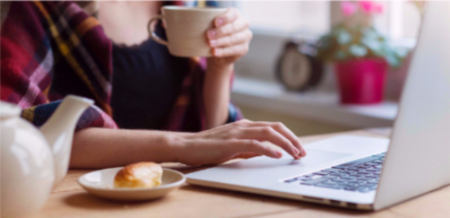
[186,2,450,211]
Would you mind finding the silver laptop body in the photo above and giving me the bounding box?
[186,2,450,210]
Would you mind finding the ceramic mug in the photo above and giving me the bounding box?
[148,6,227,57]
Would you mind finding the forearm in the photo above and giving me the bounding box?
[70,128,188,169]
[203,59,234,129]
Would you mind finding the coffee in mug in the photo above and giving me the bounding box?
[148,6,227,57]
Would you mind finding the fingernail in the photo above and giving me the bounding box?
[301,148,307,157]
[216,18,224,26]
[209,39,217,47]
[207,30,216,38]
[293,148,300,156]
[275,150,283,158]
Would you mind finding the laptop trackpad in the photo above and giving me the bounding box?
[288,149,351,167]
[223,149,351,169]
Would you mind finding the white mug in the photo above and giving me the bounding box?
[148,6,227,57]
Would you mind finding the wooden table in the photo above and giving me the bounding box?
[32,129,450,218]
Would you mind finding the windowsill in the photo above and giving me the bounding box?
[231,76,398,128]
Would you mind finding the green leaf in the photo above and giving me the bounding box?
[394,47,409,58]
[337,29,352,45]
[349,44,368,57]
[361,37,381,51]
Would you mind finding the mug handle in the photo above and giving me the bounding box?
[147,15,168,46]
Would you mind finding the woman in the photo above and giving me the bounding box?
[0,1,306,168]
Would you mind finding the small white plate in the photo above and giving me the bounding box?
[78,167,186,201]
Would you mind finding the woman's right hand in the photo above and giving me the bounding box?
[170,119,306,166]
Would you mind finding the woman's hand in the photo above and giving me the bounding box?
[202,8,252,129]
[206,8,252,68]
[171,120,306,166]
[69,121,305,168]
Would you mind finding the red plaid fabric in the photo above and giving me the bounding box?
[1,1,241,132]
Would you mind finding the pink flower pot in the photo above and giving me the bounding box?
[335,59,388,104]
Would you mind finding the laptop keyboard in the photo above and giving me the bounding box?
[284,152,385,193]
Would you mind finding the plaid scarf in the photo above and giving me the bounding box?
[1,1,240,131]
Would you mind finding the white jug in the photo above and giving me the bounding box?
[1,95,94,217]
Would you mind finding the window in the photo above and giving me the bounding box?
[239,1,330,35]
[238,1,422,40]
[388,1,422,39]
[233,1,422,81]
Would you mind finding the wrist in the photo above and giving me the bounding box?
[206,58,234,76]
[161,132,192,163]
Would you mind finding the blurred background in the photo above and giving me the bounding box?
[192,0,424,136]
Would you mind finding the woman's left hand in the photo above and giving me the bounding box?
[206,8,252,67]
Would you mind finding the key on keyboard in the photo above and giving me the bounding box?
[284,152,385,193]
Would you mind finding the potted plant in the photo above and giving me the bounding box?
[317,1,409,104]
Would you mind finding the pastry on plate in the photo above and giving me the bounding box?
[114,162,163,188]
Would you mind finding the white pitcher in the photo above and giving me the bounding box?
[1,95,94,218]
